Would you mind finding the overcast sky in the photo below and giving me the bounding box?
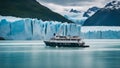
[37,0,119,12]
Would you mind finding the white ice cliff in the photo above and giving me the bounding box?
[0,18,81,40]
[81,26,120,39]
[0,16,120,40]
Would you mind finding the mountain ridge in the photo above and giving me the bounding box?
[83,0,120,26]
[83,6,100,17]
[0,0,73,23]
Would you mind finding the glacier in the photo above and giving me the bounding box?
[81,26,120,39]
[0,18,81,40]
[0,16,120,40]
[63,13,87,25]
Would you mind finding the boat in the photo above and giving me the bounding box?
[44,35,89,47]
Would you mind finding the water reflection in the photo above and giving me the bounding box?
[0,40,120,68]
[0,49,120,68]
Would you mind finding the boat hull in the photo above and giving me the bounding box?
[44,41,89,47]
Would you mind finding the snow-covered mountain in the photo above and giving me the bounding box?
[105,0,120,9]
[69,9,81,13]
[83,0,120,26]
[60,8,89,25]
[59,9,87,25]
[61,7,100,25]
[83,6,100,17]
[62,9,84,18]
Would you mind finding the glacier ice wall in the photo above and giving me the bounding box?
[1,18,120,40]
[0,19,81,40]
[80,26,120,39]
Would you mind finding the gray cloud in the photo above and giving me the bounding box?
[38,0,120,6]
[38,0,94,6]
[38,0,120,7]
[37,0,120,12]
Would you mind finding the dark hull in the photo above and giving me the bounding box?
[44,41,89,47]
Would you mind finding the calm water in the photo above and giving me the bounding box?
[0,39,120,68]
